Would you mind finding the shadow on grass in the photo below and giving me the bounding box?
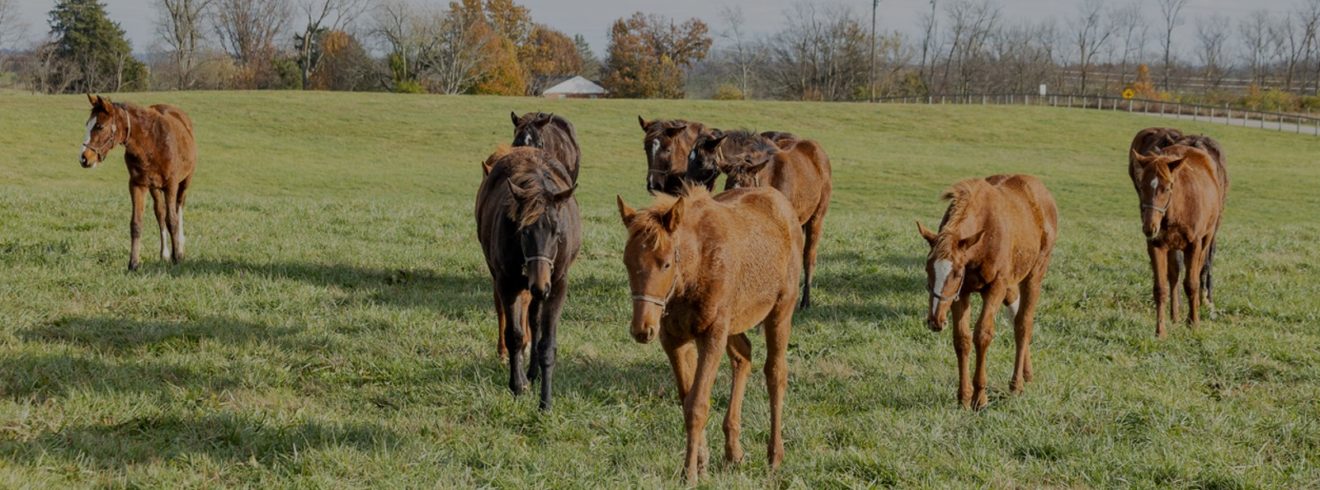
[0,351,240,400]
[0,413,397,469]
[806,252,923,322]
[20,315,303,353]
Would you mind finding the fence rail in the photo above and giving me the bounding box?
[876,94,1320,136]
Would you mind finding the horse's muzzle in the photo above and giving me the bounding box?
[79,151,98,168]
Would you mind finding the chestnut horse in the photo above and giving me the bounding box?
[690,130,832,309]
[917,175,1058,410]
[1130,145,1228,338]
[639,117,720,194]
[79,95,197,271]
[476,146,581,410]
[1129,127,1228,311]
[618,185,802,482]
[511,112,580,182]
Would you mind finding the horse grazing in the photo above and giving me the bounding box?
[79,94,197,271]
[639,117,720,194]
[917,175,1058,410]
[511,112,580,182]
[1130,146,1228,338]
[476,146,581,410]
[1129,128,1228,311]
[689,130,832,309]
[618,185,802,482]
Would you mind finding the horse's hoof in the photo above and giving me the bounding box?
[127,261,140,271]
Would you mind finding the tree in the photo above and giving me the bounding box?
[0,0,27,53]
[155,0,211,90]
[307,30,376,90]
[1195,14,1229,90]
[1110,1,1147,89]
[573,34,601,80]
[718,6,764,99]
[212,0,291,88]
[523,25,582,94]
[1156,0,1187,90]
[603,12,712,98]
[1071,0,1112,95]
[1239,10,1271,87]
[294,0,366,90]
[767,2,871,101]
[46,0,147,93]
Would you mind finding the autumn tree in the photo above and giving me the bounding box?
[212,0,292,88]
[46,0,148,93]
[523,24,582,94]
[293,0,366,90]
[307,30,376,90]
[603,12,712,98]
[155,0,210,90]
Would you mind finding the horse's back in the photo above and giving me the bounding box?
[771,138,832,222]
[989,174,1058,249]
[151,104,195,136]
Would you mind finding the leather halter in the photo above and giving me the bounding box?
[523,255,555,276]
[931,272,965,302]
[1142,202,1169,214]
[83,108,130,161]
[631,249,680,311]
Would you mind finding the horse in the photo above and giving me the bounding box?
[79,94,197,271]
[476,146,581,410]
[638,117,720,194]
[1129,128,1228,311]
[511,112,580,182]
[689,130,832,309]
[1129,146,1228,338]
[618,185,802,482]
[916,175,1058,410]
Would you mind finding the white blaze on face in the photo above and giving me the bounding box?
[82,117,95,148]
[930,258,954,315]
[1150,178,1159,190]
[650,139,661,162]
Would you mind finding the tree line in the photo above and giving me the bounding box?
[4,0,1320,111]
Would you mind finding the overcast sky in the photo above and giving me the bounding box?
[4,0,1285,55]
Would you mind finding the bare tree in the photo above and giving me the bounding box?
[939,0,1000,95]
[213,0,290,87]
[1268,5,1318,92]
[1239,11,1270,86]
[294,0,367,89]
[156,0,211,89]
[1156,0,1187,90]
[1071,0,1112,94]
[1195,14,1230,90]
[1110,1,1147,88]
[918,0,939,92]
[718,6,763,98]
[0,0,28,71]
[767,2,870,101]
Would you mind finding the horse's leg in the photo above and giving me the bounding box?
[174,175,190,261]
[164,181,182,265]
[494,288,507,361]
[799,214,824,309]
[723,333,752,465]
[534,276,568,411]
[1010,278,1042,394]
[1023,253,1052,383]
[1166,249,1182,325]
[501,288,532,395]
[526,295,544,385]
[682,331,727,482]
[951,296,973,408]
[972,285,1006,410]
[128,185,146,271]
[149,188,170,262]
[763,303,793,470]
[660,329,696,403]
[1184,242,1205,329]
[1148,245,1169,338]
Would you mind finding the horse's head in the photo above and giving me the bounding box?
[640,117,705,194]
[617,194,687,344]
[1131,149,1185,241]
[688,131,777,191]
[511,111,555,149]
[80,94,126,168]
[917,220,983,332]
[508,177,576,297]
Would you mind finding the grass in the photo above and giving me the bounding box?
[1,91,1318,488]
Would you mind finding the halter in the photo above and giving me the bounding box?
[1141,202,1169,214]
[631,249,681,311]
[930,265,965,302]
[522,255,555,276]
[82,108,130,161]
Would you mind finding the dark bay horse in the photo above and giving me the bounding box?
[618,185,802,482]
[511,112,580,182]
[79,94,197,271]
[639,117,720,193]
[690,130,832,308]
[476,146,581,410]
[1129,127,1228,312]
[1130,146,1228,338]
[917,175,1058,410]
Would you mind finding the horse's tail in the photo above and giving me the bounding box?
[1201,233,1218,311]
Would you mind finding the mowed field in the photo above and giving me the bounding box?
[1,91,1318,488]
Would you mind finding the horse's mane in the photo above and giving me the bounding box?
[933,179,986,256]
[711,129,779,172]
[486,147,572,229]
[627,184,711,248]
[644,119,698,141]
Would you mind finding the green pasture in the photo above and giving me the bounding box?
[0,91,1317,487]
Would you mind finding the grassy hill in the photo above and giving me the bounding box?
[1,91,1317,487]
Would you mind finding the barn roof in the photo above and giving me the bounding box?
[542,76,608,96]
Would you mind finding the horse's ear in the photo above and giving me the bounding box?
[87,94,98,105]
[510,111,520,126]
[535,113,555,125]
[481,158,494,176]
[508,180,529,198]
[916,221,938,245]
[616,195,636,224]
[662,197,686,232]
[704,134,728,150]
[959,230,984,249]
[745,154,772,174]
[1165,157,1185,173]
[663,123,688,136]
[553,183,577,201]
[638,116,650,130]
[1130,149,1152,166]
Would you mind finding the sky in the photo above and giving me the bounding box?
[3,0,1283,55]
